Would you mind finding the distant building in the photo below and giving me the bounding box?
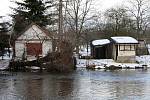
[111,36,138,63]
[91,36,139,63]
[14,23,53,61]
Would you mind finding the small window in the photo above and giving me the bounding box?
[125,45,131,50]
[119,44,135,51]
[131,45,135,50]
[119,45,125,51]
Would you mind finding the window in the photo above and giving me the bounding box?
[131,45,135,50]
[119,45,124,51]
[125,45,131,50]
[26,43,42,56]
[119,44,135,51]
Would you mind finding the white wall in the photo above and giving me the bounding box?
[42,40,52,56]
[118,50,136,56]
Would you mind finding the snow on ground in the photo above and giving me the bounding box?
[136,55,150,65]
[0,49,13,70]
[0,48,13,60]
[76,58,144,69]
[76,59,114,68]
[79,45,91,57]
[25,66,41,70]
[0,53,13,60]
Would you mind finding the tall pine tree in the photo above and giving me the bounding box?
[12,0,48,27]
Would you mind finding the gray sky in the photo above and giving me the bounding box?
[0,0,14,16]
[0,0,125,20]
[94,0,124,11]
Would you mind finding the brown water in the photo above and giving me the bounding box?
[0,69,150,100]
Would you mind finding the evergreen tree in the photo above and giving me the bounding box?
[0,20,10,55]
[12,0,51,27]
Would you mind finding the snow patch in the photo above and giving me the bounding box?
[136,55,150,66]
[76,58,147,69]
[92,39,110,46]
[79,45,91,57]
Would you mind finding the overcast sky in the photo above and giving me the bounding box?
[94,0,124,11]
[0,0,125,21]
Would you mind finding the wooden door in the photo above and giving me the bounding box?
[26,43,42,56]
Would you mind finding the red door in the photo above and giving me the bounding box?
[26,43,42,56]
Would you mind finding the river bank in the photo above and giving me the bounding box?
[76,55,150,69]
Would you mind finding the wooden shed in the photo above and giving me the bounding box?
[91,39,112,59]
[111,36,138,63]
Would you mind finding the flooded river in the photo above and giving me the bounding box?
[0,69,150,100]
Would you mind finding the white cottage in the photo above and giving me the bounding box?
[15,23,52,61]
[111,36,138,63]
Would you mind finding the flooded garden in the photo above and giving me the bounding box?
[0,69,150,100]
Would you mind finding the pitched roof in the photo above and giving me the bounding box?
[16,23,52,40]
[111,36,138,44]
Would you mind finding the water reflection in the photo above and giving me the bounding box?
[107,81,145,99]
[57,78,74,96]
[24,78,43,100]
[0,69,150,100]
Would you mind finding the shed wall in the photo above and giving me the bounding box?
[15,41,25,60]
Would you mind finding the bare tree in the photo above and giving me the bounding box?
[58,0,63,39]
[93,13,105,32]
[64,0,94,54]
[104,7,132,36]
[126,0,150,38]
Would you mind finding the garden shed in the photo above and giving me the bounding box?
[111,36,138,63]
[91,39,112,59]
[14,23,52,61]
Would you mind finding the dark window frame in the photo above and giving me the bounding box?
[119,44,135,51]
